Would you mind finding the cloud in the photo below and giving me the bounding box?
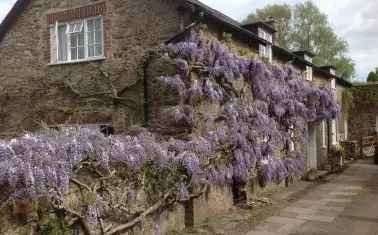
[0,0,376,81]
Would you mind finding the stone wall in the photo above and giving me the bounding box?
[0,0,189,138]
[349,84,378,141]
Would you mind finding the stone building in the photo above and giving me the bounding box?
[0,0,350,169]
[349,83,378,141]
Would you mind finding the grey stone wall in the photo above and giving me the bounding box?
[0,0,188,138]
[349,84,378,141]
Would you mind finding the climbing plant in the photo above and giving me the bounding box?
[0,27,339,234]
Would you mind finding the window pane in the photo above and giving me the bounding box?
[78,46,85,59]
[95,44,102,56]
[95,18,101,31]
[95,30,102,44]
[88,31,94,45]
[70,34,77,47]
[78,32,84,47]
[57,25,67,61]
[71,48,77,60]
[88,45,95,57]
[87,19,94,32]
[68,21,84,34]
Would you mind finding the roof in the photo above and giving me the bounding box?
[352,82,378,87]
[319,65,337,70]
[0,0,353,87]
[242,22,277,33]
[293,50,316,58]
[0,0,30,42]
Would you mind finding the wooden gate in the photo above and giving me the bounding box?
[360,134,378,157]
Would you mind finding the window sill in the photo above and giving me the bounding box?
[48,56,106,66]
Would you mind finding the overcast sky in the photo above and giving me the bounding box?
[0,0,376,81]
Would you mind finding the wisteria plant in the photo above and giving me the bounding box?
[0,26,339,234]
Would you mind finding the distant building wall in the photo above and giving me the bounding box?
[349,83,378,140]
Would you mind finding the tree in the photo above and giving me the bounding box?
[366,68,378,82]
[244,4,292,48]
[243,1,355,81]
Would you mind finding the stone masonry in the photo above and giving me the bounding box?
[0,0,190,138]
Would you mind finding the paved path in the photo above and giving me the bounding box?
[247,159,378,235]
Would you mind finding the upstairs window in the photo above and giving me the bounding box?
[258,28,273,62]
[258,28,273,43]
[53,17,103,63]
[305,66,313,81]
[304,54,313,63]
[331,78,336,90]
[259,44,272,62]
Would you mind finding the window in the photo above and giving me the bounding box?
[258,28,273,43]
[331,79,336,90]
[305,66,313,81]
[289,124,295,151]
[330,68,336,75]
[259,44,272,62]
[322,121,326,148]
[331,119,337,145]
[54,17,103,63]
[258,28,273,62]
[304,54,313,63]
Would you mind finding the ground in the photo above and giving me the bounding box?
[177,158,378,235]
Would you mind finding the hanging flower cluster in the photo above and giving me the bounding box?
[161,28,339,186]
[0,27,340,233]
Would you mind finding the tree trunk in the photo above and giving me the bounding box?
[184,198,194,231]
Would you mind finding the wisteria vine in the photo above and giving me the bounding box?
[0,27,340,234]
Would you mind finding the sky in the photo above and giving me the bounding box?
[0,0,376,81]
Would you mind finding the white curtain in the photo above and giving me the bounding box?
[58,24,67,61]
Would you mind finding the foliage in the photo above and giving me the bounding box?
[162,28,339,187]
[244,3,292,48]
[366,68,378,82]
[243,1,355,80]
[0,28,340,234]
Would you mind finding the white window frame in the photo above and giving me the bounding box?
[55,16,104,64]
[259,44,272,62]
[258,28,273,62]
[289,124,295,151]
[331,79,336,90]
[258,28,273,43]
[304,54,313,63]
[322,120,327,148]
[331,119,337,145]
[344,119,348,140]
[305,66,313,81]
